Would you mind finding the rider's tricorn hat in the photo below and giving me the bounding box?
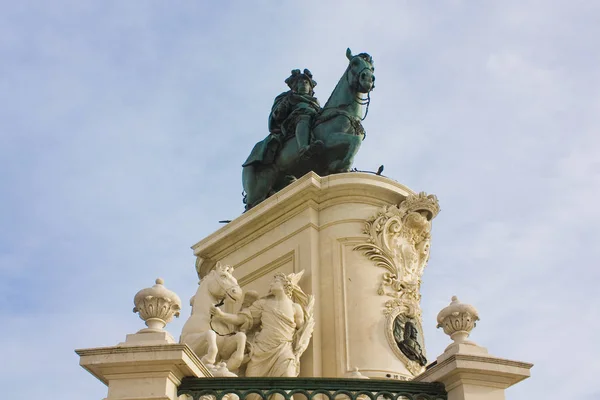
[285,68,317,91]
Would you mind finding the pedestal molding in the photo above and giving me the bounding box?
[414,351,533,392]
[76,343,212,385]
[418,353,533,380]
[237,250,296,286]
[193,172,414,278]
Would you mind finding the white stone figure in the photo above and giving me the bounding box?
[180,262,247,373]
[239,290,260,333]
[210,270,315,377]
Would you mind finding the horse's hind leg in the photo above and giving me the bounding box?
[180,332,206,355]
[220,332,247,371]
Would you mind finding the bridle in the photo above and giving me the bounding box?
[209,274,240,337]
[345,64,374,121]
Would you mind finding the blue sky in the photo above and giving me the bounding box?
[1,1,599,399]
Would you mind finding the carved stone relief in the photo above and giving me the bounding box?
[383,301,426,375]
[354,192,439,301]
[354,192,439,373]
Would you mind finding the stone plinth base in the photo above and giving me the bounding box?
[76,333,211,400]
[120,331,177,347]
[191,172,419,379]
[414,342,533,400]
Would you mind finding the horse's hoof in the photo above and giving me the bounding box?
[298,146,311,159]
[201,355,217,366]
[327,161,351,174]
[226,357,243,371]
[283,175,297,185]
[312,140,324,150]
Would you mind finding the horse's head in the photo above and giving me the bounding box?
[346,48,375,94]
[204,262,243,303]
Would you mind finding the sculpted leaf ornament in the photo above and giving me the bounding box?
[354,192,440,300]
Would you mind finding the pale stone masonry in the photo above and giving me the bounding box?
[76,173,532,400]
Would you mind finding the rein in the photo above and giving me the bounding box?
[313,108,366,139]
[311,63,373,137]
[209,277,239,337]
[210,298,236,337]
[345,66,372,121]
[357,92,370,121]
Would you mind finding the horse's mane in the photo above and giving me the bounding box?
[322,64,351,111]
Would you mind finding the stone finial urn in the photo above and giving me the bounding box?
[133,278,182,333]
[436,296,480,344]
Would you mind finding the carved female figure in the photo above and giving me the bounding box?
[210,271,314,377]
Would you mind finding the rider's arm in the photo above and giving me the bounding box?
[271,97,291,122]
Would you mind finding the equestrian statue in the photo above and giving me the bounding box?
[242,48,375,210]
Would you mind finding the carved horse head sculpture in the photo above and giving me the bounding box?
[180,262,246,371]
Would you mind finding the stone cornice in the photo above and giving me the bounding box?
[193,172,415,278]
[414,352,533,389]
[430,353,533,373]
[76,343,213,383]
[76,343,193,357]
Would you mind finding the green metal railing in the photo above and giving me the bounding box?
[178,377,447,400]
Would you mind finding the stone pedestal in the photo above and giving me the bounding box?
[413,345,532,400]
[76,333,211,400]
[76,278,208,400]
[191,172,437,379]
[413,297,533,400]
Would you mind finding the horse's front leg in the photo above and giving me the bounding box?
[200,330,218,366]
[324,133,363,174]
[229,332,247,371]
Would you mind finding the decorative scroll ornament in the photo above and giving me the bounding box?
[354,192,440,299]
[354,192,439,374]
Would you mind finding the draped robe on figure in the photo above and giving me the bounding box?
[240,297,298,377]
